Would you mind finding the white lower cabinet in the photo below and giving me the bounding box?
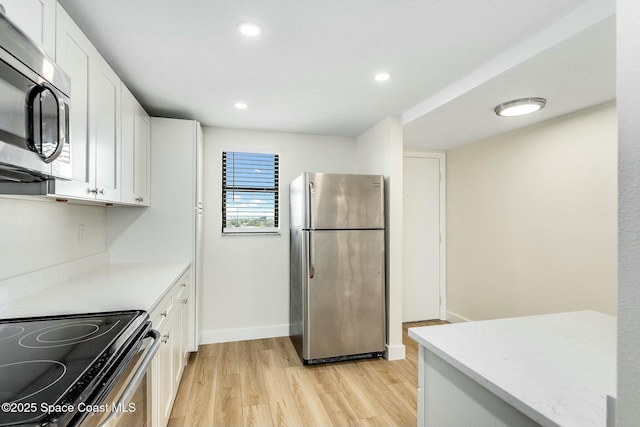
[150,269,191,427]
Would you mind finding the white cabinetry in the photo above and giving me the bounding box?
[150,269,190,427]
[121,84,150,205]
[0,0,55,57]
[51,5,121,203]
[107,119,203,351]
[51,6,91,198]
[91,55,121,202]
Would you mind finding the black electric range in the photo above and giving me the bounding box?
[0,311,150,427]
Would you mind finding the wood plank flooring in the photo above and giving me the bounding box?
[169,320,447,427]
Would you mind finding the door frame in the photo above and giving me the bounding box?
[403,149,447,320]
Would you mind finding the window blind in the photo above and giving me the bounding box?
[222,151,279,231]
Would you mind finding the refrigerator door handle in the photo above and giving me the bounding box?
[308,180,315,229]
[308,232,315,279]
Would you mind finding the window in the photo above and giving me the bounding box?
[222,151,279,233]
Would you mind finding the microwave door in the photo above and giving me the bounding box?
[28,84,64,163]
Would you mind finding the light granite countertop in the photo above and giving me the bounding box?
[0,261,190,319]
[409,310,616,427]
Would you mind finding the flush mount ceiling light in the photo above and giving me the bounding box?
[234,102,249,110]
[374,72,392,82]
[238,22,262,37]
[495,97,547,117]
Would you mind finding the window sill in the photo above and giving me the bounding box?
[222,227,281,236]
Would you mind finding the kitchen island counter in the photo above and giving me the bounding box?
[409,311,616,427]
[0,259,190,318]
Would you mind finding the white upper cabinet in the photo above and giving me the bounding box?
[52,5,94,199]
[91,55,121,202]
[121,84,150,205]
[0,0,56,57]
[51,4,122,203]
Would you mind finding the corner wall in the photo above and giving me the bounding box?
[354,116,405,360]
[446,103,617,321]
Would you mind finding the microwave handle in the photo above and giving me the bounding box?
[26,84,65,163]
[50,98,67,163]
[96,329,161,427]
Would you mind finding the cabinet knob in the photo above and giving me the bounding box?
[98,188,104,195]
[161,311,167,318]
[135,197,144,202]
[162,334,170,343]
[182,298,188,304]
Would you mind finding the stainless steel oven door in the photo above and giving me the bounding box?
[79,329,160,427]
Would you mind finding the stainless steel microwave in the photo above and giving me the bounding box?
[0,11,71,183]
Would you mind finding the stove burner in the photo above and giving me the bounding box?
[19,320,121,349]
[37,323,100,343]
[0,360,66,403]
[0,326,24,342]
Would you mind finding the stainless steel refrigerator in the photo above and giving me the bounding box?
[290,172,386,364]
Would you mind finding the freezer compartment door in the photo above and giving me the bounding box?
[304,229,386,360]
[306,173,384,230]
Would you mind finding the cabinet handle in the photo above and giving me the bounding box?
[88,188,104,195]
[162,334,170,344]
[135,197,144,202]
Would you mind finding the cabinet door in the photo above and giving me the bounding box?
[158,311,178,427]
[120,85,136,204]
[1,0,55,57]
[91,56,121,202]
[120,84,150,205]
[51,5,95,198]
[176,295,189,386]
[134,104,150,205]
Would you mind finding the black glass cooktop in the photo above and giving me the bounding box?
[0,311,148,427]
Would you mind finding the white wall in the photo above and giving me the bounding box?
[446,103,617,321]
[0,198,106,281]
[201,127,356,343]
[617,0,640,423]
[353,116,405,360]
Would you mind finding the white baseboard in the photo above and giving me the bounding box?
[385,343,406,361]
[201,324,289,345]
[446,310,471,323]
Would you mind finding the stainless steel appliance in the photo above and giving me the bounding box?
[290,172,386,364]
[0,11,71,183]
[0,311,160,427]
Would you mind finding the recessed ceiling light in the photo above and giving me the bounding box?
[238,22,262,37]
[374,72,392,82]
[495,97,547,117]
[234,102,249,110]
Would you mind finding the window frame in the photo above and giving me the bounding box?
[221,151,280,235]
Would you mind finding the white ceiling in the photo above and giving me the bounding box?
[57,0,615,149]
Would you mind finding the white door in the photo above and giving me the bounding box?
[403,153,444,321]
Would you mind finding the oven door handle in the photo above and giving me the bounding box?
[97,329,161,427]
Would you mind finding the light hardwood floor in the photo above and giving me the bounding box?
[168,320,447,427]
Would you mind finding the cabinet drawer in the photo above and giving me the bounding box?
[150,293,173,332]
[172,270,190,303]
[150,269,189,331]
